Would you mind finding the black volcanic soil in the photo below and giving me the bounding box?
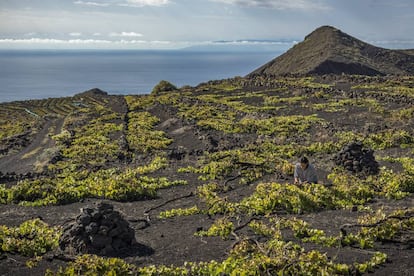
[0,76,414,275]
[0,117,63,174]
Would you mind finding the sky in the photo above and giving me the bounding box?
[0,0,414,50]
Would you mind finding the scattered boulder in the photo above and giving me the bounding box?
[334,142,379,175]
[59,202,136,256]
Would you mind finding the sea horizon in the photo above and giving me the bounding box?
[0,49,279,103]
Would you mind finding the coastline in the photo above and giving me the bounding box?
[0,50,278,103]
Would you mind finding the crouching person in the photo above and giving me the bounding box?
[294,156,318,185]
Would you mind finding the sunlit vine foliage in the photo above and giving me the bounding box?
[125,95,173,153]
[47,208,413,275]
[0,219,60,257]
[2,75,414,275]
[0,156,186,206]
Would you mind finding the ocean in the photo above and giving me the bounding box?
[0,50,278,103]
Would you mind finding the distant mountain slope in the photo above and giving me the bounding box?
[248,26,414,76]
[401,49,414,56]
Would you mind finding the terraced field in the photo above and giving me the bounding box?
[0,76,413,275]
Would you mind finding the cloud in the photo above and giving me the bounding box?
[369,39,414,49]
[210,39,297,45]
[0,38,172,46]
[0,37,295,48]
[69,32,82,36]
[74,0,170,8]
[0,38,175,49]
[370,39,414,45]
[109,31,144,37]
[0,38,112,44]
[211,0,329,10]
[74,1,110,7]
[119,0,170,7]
[114,39,171,45]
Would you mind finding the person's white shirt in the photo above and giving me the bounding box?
[294,163,318,184]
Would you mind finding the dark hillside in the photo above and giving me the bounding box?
[249,25,414,76]
[1,74,413,275]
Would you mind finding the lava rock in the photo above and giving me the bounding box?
[59,202,136,256]
[333,142,379,175]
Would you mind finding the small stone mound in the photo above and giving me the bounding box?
[59,202,136,256]
[75,88,108,98]
[334,142,379,175]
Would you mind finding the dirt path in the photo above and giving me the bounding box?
[0,117,64,174]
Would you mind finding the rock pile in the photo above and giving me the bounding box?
[59,202,136,256]
[334,142,379,175]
